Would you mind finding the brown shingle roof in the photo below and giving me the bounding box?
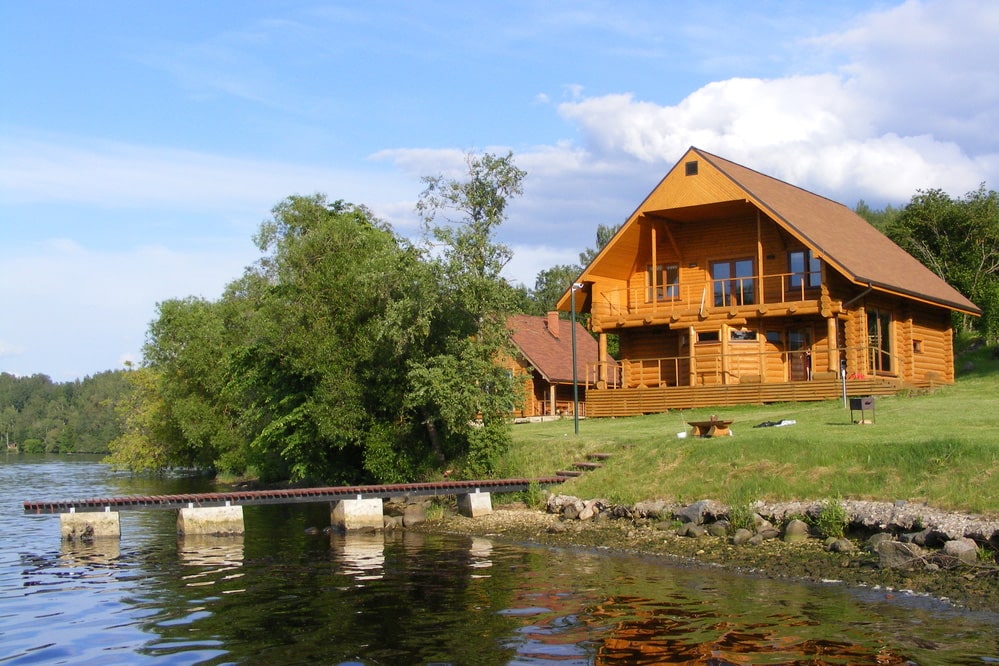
[694,148,981,315]
[507,314,613,384]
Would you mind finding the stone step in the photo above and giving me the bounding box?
[587,452,613,460]
[556,470,583,477]
[573,461,603,470]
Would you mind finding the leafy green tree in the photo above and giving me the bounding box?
[113,156,529,483]
[237,195,438,482]
[887,185,999,342]
[413,151,526,475]
[139,296,240,471]
[106,367,181,472]
[528,264,581,316]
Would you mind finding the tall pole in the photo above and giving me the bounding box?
[570,283,582,435]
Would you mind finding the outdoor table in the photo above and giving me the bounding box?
[687,419,733,437]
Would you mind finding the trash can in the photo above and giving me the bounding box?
[849,396,875,424]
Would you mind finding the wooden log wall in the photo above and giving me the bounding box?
[907,303,955,384]
[629,215,762,301]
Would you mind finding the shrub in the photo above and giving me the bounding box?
[728,503,756,533]
[812,499,848,538]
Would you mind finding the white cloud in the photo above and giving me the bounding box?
[6,0,997,382]
[504,243,581,289]
[1,132,411,213]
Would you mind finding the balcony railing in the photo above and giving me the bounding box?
[594,272,822,320]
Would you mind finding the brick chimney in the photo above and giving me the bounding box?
[546,311,560,338]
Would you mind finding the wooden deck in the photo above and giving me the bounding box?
[585,377,903,417]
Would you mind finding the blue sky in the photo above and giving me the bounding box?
[2,0,997,382]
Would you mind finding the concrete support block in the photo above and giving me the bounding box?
[60,511,121,540]
[331,498,384,531]
[458,491,492,518]
[177,505,244,536]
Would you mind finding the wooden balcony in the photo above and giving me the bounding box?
[590,272,835,331]
[584,376,903,418]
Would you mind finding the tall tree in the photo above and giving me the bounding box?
[412,151,527,475]
[528,264,581,316]
[887,185,999,342]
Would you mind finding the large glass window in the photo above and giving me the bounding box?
[711,259,755,306]
[789,250,821,290]
[867,308,892,373]
[646,263,679,301]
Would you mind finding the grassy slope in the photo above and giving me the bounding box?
[502,345,999,516]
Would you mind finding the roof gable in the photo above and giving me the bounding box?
[560,147,979,315]
[694,149,979,314]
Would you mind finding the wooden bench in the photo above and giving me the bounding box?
[687,419,733,437]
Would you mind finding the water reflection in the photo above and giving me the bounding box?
[470,536,493,573]
[178,535,245,568]
[590,595,912,664]
[330,531,385,581]
[4,458,999,665]
[59,536,121,565]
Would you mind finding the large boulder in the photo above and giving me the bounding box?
[402,503,427,527]
[783,519,810,542]
[675,499,723,525]
[877,540,925,570]
[942,537,979,565]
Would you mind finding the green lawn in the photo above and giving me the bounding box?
[502,345,999,515]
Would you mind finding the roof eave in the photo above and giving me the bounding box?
[853,278,982,317]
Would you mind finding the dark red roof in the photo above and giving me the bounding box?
[507,314,614,384]
[695,148,980,315]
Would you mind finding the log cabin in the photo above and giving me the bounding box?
[506,312,618,418]
[556,147,981,417]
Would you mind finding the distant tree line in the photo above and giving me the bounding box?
[0,370,128,454]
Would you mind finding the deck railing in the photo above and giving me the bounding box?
[585,345,896,390]
[594,272,822,319]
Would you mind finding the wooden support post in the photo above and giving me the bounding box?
[688,326,697,386]
[720,323,730,384]
[756,210,764,304]
[651,222,658,312]
[827,316,838,373]
[598,333,607,388]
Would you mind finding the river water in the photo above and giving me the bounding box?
[2,455,997,665]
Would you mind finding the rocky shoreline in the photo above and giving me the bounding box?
[411,494,999,613]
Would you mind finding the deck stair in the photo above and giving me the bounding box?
[556,453,611,478]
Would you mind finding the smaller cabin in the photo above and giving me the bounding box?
[506,312,618,418]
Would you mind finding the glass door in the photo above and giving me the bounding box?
[787,328,812,381]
